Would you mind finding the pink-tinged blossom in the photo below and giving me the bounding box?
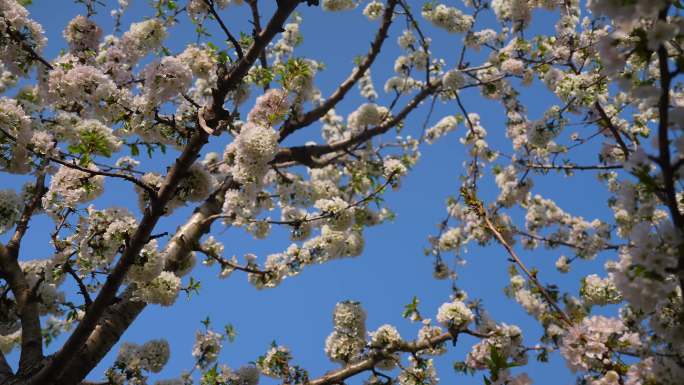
[0,97,32,173]
[63,15,102,53]
[47,61,129,121]
[43,164,105,216]
[247,88,290,127]
[0,0,47,76]
[119,19,166,63]
[560,316,640,372]
[142,56,192,107]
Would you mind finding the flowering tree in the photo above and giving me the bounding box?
[0,0,682,384]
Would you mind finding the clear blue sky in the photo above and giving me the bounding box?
[2,1,614,384]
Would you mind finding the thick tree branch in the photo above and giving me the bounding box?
[277,0,398,141]
[653,9,684,296]
[39,3,303,384]
[54,179,237,385]
[0,167,49,376]
[0,245,43,377]
[306,329,488,385]
[0,347,13,383]
[32,130,211,385]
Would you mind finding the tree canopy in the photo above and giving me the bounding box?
[0,1,683,385]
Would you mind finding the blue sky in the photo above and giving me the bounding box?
[1,1,616,384]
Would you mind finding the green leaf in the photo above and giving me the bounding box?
[224,324,237,343]
[201,316,211,329]
[130,143,140,156]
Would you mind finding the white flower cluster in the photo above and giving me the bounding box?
[43,164,105,216]
[0,97,32,173]
[580,274,622,306]
[436,200,500,255]
[127,239,165,283]
[108,340,170,384]
[257,345,292,378]
[226,89,287,189]
[500,58,525,76]
[435,298,474,329]
[607,222,679,312]
[495,165,533,208]
[63,15,102,53]
[368,324,402,369]
[421,3,474,34]
[270,14,302,63]
[460,113,496,161]
[141,56,192,107]
[425,115,458,144]
[19,259,65,315]
[417,319,446,356]
[178,44,217,80]
[314,197,353,230]
[623,356,684,385]
[560,315,640,372]
[192,329,223,368]
[442,69,465,92]
[464,29,498,50]
[347,103,388,134]
[358,69,378,100]
[230,122,279,185]
[363,1,384,20]
[0,0,47,76]
[76,206,137,271]
[186,0,232,19]
[508,274,550,320]
[383,157,408,187]
[398,356,438,385]
[72,119,122,156]
[466,324,526,371]
[325,301,367,363]
[523,194,609,259]
[247,88,290,127]
[119,19,167,63]
[132,271,181,306]
[47,60,128,121]
[491,0,540,29]
[136,163,215,214]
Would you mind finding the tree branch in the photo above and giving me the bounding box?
[39,3,303,384]
[246,0,270,90]
[53,178,238,385]
[0,244,44,376]
[31,129,211,385]
[593,101,630,159]
[277,0,398,142]
[273,82,439,167]
[653,7,684,296]
[0,351,13,384]
[306,329,487,385]
[482,215,573,327]
[0,167,49,376]
[202,0,244,60]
